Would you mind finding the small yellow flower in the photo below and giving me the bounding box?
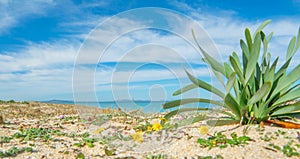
[131,131,144,143]
[198,126,209,135]
[147,126,152,132]
[94,127,104,134]
[160,117,168,123]
[212,140,217,145]
[152,123,162,131]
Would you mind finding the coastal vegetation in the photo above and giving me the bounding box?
[1,21,300,158]
[163,20,300,128]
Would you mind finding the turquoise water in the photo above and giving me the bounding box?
[45,100,213,113]
[74,101,212,113]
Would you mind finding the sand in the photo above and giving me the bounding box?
[1,102,300,159]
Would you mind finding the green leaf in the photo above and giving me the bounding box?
[264,57,278,83]
[286,36,296,60]
[254,20,271,35]
[105,148,115,156]
[245,32,261,83]
[192,30,225,75]
[273,64,300,95]
[76,153,85,159]
[162,98,224,109]
[177,115,207,126]
[212,69,225,87]
[274,59,291,80]
[273,112,300,118]
[239,87,248,108]
[224,62,234,78]
[245,28,252,52]
[267,32,274,43]
[271,102,300,116]
[207,119,239,126]
[248,82,271,106]
[226,72,236,94]
[229,56,245,85]
[261,31,268,59]
[172,84,198,96]
[295,27,300,53]
[224,94,241,119]
[186,70,225,98]
[164,108,212,119]
[240,39,250,60]
[273,86,300,106]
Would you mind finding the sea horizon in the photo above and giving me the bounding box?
[41,99,213,113]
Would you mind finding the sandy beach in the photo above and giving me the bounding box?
[1,102,300,159]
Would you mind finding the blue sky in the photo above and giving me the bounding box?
[0,0,299,102]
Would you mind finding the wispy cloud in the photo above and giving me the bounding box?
[0,0,56,35]
[0,1,299,101]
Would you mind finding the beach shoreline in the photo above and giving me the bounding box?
[1,102,300,158]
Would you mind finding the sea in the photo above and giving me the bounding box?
[46,100,213,113]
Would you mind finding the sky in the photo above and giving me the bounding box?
[0,0,299,102]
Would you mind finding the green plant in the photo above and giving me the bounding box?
[197,132,252,149]
[76,152,85,159]
[268,141,300,157]
[12,127,66,142]
[163,20,300,126]
[260,132,276,142]
[144,154,167,159]
[74,137,98,148]
[0,136,12,143]
[197,155,224,159]
[0,146,33,158]
[13,128,52,141]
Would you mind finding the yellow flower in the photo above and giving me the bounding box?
[152,123,162,131]
[147,126,152,132]
[212,140,217,145]
[198,126,209,135]
[131,131,144,143]
[94,127,104,134]
[160,117,168,123]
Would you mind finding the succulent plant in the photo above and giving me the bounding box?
[163,20,300,127]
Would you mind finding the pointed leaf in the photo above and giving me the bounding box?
[177,115,207,126]
[212,69,225,87]
[164,108,211,119]
[286,36,296,60]
[267,32,274,43]
[207,119,239,126]
[261,31,268,59]
[271,101,300,116]
[162,98,224,109]
[245,32,261,83]
[273,64,300,95]
[240,39,250,59]
[248,82,271,105]
[224,93,241,118]
[186,70,225,98]
[245,28,252,52]
[224,62,234,78]
[192,30,225,75]
[230,56,245,85]
[275,58,291,80]
[254,20,271,35]
[226,72,236,94]
[273,86,300,106]
[264,57,278,83]
[172,84,198,96]
[295,27,300,53]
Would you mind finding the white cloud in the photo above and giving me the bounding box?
[0,41,78,73]
[0,0,56,34]
[1,1,300,101]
